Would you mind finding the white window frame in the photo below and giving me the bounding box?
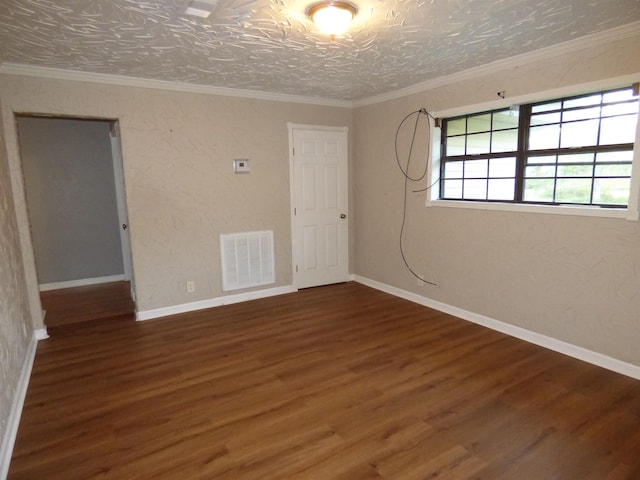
[427,74,640,221]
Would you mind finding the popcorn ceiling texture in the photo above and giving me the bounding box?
[0,98,32,455]
[0,0,639,100]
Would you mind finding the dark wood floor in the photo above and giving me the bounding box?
[10,282,640,479]
[40,281,135,327]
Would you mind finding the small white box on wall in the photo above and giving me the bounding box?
[233,159,250,173]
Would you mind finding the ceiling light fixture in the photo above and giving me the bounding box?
[307,1,358,36]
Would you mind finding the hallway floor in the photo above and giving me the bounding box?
[40,281,135,328]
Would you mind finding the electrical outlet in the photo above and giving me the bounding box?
[187,280,195,293]
[417,275,424,287]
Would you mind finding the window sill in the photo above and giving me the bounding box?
[428,199,639,221]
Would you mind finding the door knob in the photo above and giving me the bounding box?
[122,224,128,230]
[340,214,347,219]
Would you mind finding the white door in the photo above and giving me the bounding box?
[290,126,349,289]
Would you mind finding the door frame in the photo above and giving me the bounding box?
[10,113,137,322]
[109,121,135,300]
[287,123,349,289]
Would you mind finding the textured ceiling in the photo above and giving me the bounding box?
[0,0,639,101]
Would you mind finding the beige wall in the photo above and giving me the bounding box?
[0,76,352,314]
[0,96,33,453]
[353,34,640,365]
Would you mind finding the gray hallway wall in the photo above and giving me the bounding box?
[17,117,124,285]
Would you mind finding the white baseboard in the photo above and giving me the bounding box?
[0,331,41,480]
[136,285,298,321]
[34,328,49,340]
[39,274,126,291]
[351,274,640,380]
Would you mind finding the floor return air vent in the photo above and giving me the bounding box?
[220,230,275,291]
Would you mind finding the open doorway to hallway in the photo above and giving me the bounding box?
[16,115,135,328]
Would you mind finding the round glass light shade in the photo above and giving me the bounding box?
[308,2,357,35]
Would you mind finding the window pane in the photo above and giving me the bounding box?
[530,112,561,126]
[558,153,594,164]
[562,107,601,122]
[446,136,465,156]
[493,110,519,129]
[524,179,554,202]
[593,178,631,205]
[463,179,487,199]
[526,165,555,177]
[532,101,561,113]
[464,159,488,177]
[447,118,466,136]
[594,164,632,176]
[596,151,633,162]
[466,133,491,154]
[560,119,599,148]
[442,86,636,208]
[467,114,492,133]
[443,179,462,198]
[564,94,602,109]
[555,178,592,203]
[488,179,515,200]
[557,164,593,177]
[444,161,463,178]
[602,102,638,117]
[527,155,556,164]
[599,115,638,145]
[491,129,518,152]
[489,157,516,177]
[603,89,636,103]
[529,124,560,149]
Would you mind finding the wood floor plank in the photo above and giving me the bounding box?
[9,282,640,479]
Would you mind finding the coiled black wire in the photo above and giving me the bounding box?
[395,108,439,287]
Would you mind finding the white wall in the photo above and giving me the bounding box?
[0,76,353,318]
[353,33,640,366]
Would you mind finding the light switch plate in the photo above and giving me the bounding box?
[233,159,250,173]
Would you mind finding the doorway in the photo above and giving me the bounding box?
[289,124,349,289]
[16,115,135,326]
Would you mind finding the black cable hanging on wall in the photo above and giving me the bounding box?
[395,108,439,287]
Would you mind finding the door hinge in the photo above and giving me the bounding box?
[296,265,298,272]
[294,207,297,215]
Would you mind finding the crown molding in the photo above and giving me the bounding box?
[354,20,640,108]
[0,63,354,108]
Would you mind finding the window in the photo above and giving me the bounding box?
[440,86,639,207]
